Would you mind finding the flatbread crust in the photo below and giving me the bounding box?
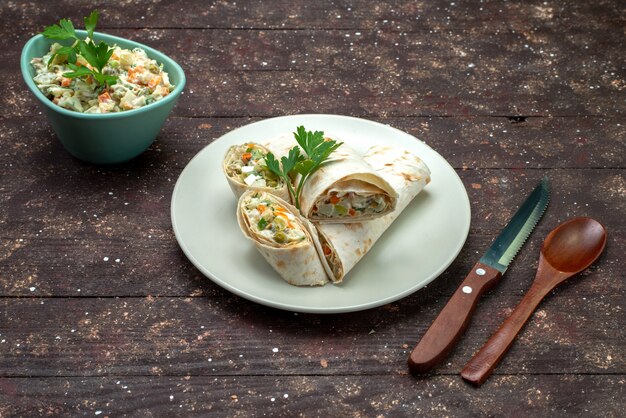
[265,133,398,222]
[314,145,431,282]
[237,190,329,286]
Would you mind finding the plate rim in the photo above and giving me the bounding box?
[171,114,470,313]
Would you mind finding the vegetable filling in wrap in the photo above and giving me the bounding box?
[265,134,398,222]
[315,145,431,283]
[223,143,290,201]
[318,232,342,279]
[301,144,398,222]
[241,193,306,245]
[311,183,392,219]
[237,191,329,286]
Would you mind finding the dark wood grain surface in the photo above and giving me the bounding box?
[1,1,624,416]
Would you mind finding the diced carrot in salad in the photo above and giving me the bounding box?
[98,91,112,103]
[148,75,162,90]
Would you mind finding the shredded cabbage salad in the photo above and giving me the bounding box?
[31,42,174,113]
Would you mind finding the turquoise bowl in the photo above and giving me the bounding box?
[20,30,186,164]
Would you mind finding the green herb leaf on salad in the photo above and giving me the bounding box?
[84,10,98,40]
[264,126,342,211]
[42,18,78,40]
[63,63,93,78]
[41,10,118,89]
[50,45,77,66]
[265,147,302,206]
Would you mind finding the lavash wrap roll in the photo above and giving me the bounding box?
[223,143,291,202]
[237,190,329,286]
[315,145,431,283]
[265,134,399,223]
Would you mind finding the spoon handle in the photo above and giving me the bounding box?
[460,280,552,386]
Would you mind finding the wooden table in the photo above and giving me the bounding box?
[2,1,624,415]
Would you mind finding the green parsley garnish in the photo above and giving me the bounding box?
[265,126,343,210]
[41,10,118,89]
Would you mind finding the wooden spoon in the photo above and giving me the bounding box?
[461,217,607,386]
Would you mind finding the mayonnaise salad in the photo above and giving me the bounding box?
[242,192,306,245]
[31,42,174,113]
[225,143,283,189]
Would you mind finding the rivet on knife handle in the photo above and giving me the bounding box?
[408,262,502,374]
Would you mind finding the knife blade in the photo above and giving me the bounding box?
[408,176,550,374]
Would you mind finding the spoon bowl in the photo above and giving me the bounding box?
[461,217,607,386]
[542,218,607,274]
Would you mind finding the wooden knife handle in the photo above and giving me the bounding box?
[408,262,502,374]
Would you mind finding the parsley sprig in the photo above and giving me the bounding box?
[41,10,118,88]
[265,126,343,210]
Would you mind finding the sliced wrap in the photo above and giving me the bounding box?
[223,142,290,202]
[237,190,329,286]
[265,133,398,222]
[314,145,431,282]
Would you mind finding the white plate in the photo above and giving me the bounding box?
[171,114,470,313]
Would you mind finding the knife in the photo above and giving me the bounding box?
[408,176,550,374]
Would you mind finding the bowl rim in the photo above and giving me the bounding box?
[20,29,186,120]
